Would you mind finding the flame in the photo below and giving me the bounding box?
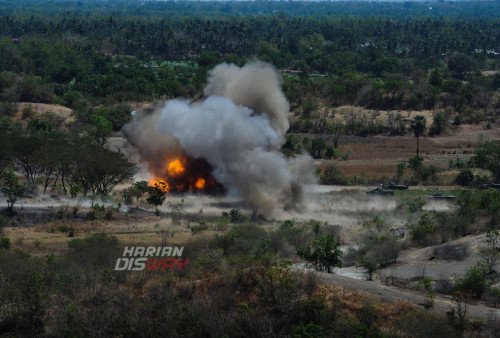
[148,156,221,194]
[167,159,185,176]
[195,178,206,190]
[149,178,169,192]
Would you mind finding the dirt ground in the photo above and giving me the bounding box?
[327,123,500,179]
[312,269,500,323]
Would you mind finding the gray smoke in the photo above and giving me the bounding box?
[123,61,314,216]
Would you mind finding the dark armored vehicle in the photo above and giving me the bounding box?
[480,182,500,190]
[367,187,395,196]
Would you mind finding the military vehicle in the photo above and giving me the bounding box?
[367,187,395,196]
[480,182,500,190]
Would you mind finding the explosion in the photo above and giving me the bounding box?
[149,157,220,193]
[123,60,315,216]
[149,178,169,192]
[167,159,185,176]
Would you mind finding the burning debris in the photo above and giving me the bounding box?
[123,61,314,216]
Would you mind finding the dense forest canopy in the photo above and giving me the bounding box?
[0,0,499,137]
[2,0,500,18]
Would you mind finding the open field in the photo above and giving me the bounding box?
[315,122,500,180]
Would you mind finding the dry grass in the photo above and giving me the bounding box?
[317,284,417,331]
[3,211,226,257]
[318,122,500,180]
[376,301,417,323]
[16,102,74,123]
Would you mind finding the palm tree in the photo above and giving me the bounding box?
[411,115,426,158]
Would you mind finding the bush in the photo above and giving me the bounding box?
[67,233,121,269]
[270,222,309,258]
[455,263,491,298]
[435,278,456,295]
[297,234,343,273]
[0,237,11,249]
[86,204,116,220]
[404,197,427,212]
[394,311,459,337]
[190,223,209,235]
[455,168,474,186]
[321,165,348,185]
[229,209,244,223]
[432,243,469,261]
[214,224,267,256]
[411,213,438,246]
[0,215,6,233]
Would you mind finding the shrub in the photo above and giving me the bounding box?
[0,237,11,249]
[270,222,309,258]
[432,243,469,261]
[455,263,491,298]
[70,185,82,197]
[404,197,427,212]
[455,168,474,186]
[297,234,343,273]
[411,214,438,246]
[418,277,436,308]
[190,224,209,235]
[67,233,121,269]
[0,215,6,233]
[320,165,348,185]
[229,209,244,223]
[435,278,455,295]
[214,224,267,256]
[394,311,459,337]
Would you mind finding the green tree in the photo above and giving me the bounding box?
[122,180,149,203]
[11,134,48,193]
[383,76,402,104]
[456,263,491,298]
[311,137,326,159]
[198,50,222,68]
[147,186,166,213]
[411,115,426,158]
[302,98,316,118]
[480,229,499,274]
[429,68,443,88]
[395,161,406,182]
[430,113,445,136]
[473,140,500,181]
[448,52,476,79]
[357,216,401,280]
[418,276,436,308]
[358,255,379,281]
[282,134,301,155]
[297,234,343,273]
[455,168,474,186]
[86,114,112,145]
[0,169,25,212]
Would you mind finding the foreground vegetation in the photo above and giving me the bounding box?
[1,1,500,336]
[0,213,493,337]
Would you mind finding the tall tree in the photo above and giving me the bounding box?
[473,140,500,182]
[411,115,426,158]
[0,170,25,212]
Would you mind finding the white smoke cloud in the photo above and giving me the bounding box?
[123,61,314,216]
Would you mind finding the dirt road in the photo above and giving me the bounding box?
[313,270,500,324]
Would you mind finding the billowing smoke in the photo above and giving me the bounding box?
[123,61,314,216]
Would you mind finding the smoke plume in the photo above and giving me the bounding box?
[123,61,314,216]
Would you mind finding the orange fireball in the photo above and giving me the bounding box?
[195,178,206,190]
[149,178,169,192]
[167,159,185,176]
